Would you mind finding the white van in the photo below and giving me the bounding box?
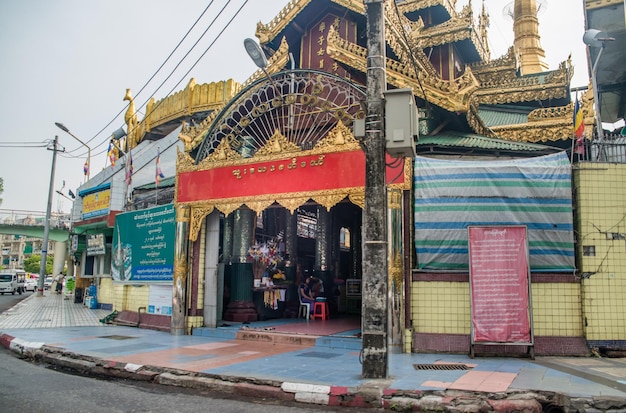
[0,269,26,295]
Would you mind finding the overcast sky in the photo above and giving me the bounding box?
[0,0,587,214]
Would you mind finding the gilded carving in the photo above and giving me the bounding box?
[312,121,361,152]
[256,0,310,44]
[255,0,364,45]
[254,129,301,157]
[389,251,403,285]
[215,203,242,217]
[205,138,244,163]
[388,188,402,210]
[313,193,350,211]
[244,199,277,214]
[348,193,365,209]
[277,197,312,213]
[176,147,197,173]
[328,23,479,113]
[398,0,456,15]
[189,206,213,242]
[139,79,241,146]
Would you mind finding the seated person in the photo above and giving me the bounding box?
[299,277,316,314]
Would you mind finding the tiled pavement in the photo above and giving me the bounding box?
[0,291,110,329]
[1,293,626,411]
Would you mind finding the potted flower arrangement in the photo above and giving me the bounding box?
[248,237,283,281]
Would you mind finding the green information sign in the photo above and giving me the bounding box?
[112,204,175,283]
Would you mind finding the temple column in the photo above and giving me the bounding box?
[314,206,332,299]
[171,205,190,336]
[282,210,299,317]
[223,213,233,264]
[223,207,257,322]
[387,188,404,348]
[220,214,233,320]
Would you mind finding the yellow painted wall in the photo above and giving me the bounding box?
[531,283,582,336]
[411,281,470,334]
[96,277,150,312]
[411,281,583,336]
[574,163,626,341]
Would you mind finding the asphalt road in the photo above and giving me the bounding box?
[0,289,32,313]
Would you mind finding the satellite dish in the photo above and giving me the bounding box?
[503,0,547,21]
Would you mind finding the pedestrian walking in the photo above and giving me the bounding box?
[54,273,63,294]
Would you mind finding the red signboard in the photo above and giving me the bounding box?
[468,226,532,344]
[177,150,405,204]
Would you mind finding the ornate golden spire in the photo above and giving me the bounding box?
[513,0,549,75]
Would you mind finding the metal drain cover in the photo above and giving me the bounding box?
[413,363,471,371]
[98,335,136,340]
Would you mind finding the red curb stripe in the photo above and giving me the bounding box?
[0,333,15,349]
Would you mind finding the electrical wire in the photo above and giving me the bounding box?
[0,141,50,148]
[83,0,223,150]
[392,1,431,113]
[126,0,248,138]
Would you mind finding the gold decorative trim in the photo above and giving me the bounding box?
[180,117,364,174]
[205,138,244,163]
[256,0,311,44]
[490,94,596,143]
[388,157,413,191]
[388,188,402,210]
[327,23,479,113]
[397,0,457,15]
[277,197,312,214]
[176,147,197,173]
[189,206,213,241]
[348,193,365,209]
[312,121,361,152]
[393,2,488,62]
[312,193,349,211]
[179,108,222,152]
[255,0,364,45]
[255,129,301,157]
[244,199,276,214]
[472,58,572,105]
[469,47,517,82]
[137,79,241,144]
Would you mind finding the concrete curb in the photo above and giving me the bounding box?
[2,333,625,412]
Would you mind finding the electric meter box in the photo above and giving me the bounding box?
[384,88,419,158]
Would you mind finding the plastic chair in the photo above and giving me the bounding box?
[298,293,310,319]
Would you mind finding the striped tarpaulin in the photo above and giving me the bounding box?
[414,152,575,272]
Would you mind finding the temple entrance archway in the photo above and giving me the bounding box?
[177,69,406,324]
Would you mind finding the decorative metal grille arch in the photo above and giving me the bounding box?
[195,69,366,163]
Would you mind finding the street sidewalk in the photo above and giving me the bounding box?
[1,293,625,412]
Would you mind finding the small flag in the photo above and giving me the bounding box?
[108,142,117,167]
[155,149,165,186]
[573,98,585,155]
[125,151,133,185]
[83,160,89,176]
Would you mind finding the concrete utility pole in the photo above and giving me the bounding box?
[362,0,388,379]
[37,136,59,296]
